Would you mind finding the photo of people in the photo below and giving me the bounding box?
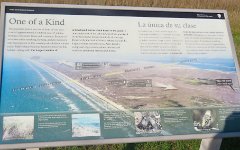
[192,109,219,131]
[2,116,34,140]
[72,114,101,137]
[134,111,162,134]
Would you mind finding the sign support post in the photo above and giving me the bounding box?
[199,138,222,150]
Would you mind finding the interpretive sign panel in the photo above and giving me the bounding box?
[0,2,240,149]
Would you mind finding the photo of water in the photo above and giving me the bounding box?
[0,58,118,113]
[72,113,101,137]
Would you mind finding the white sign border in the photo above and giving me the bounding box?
[0,2,240,149]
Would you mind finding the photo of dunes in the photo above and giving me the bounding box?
[2,116,34,140]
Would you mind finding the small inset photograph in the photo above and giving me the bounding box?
[72,113,101,137]
[134,111,162,134]
[3,116,34,140]
[193,109,219,131]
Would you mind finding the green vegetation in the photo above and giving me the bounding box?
[41,140,201,150]
[233,33,240,60]
[1,0,240,149]
[39,138,240,150]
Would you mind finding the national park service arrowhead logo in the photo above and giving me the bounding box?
[217,14,222,19]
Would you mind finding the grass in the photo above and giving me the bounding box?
[1,0,240,149]
[41,140,201,150]
[233,32,240,61]
[39,138,240,150]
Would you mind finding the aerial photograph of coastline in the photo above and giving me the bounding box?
[1,55,240,113]
[48,58,240,110]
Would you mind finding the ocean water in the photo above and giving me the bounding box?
[72,114,100,128]
[0,58,98,113]
[151,58,237,72]
[139,56,237,72]
[178,58,237,72]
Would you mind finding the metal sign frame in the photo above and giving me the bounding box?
[0,2,240,149]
